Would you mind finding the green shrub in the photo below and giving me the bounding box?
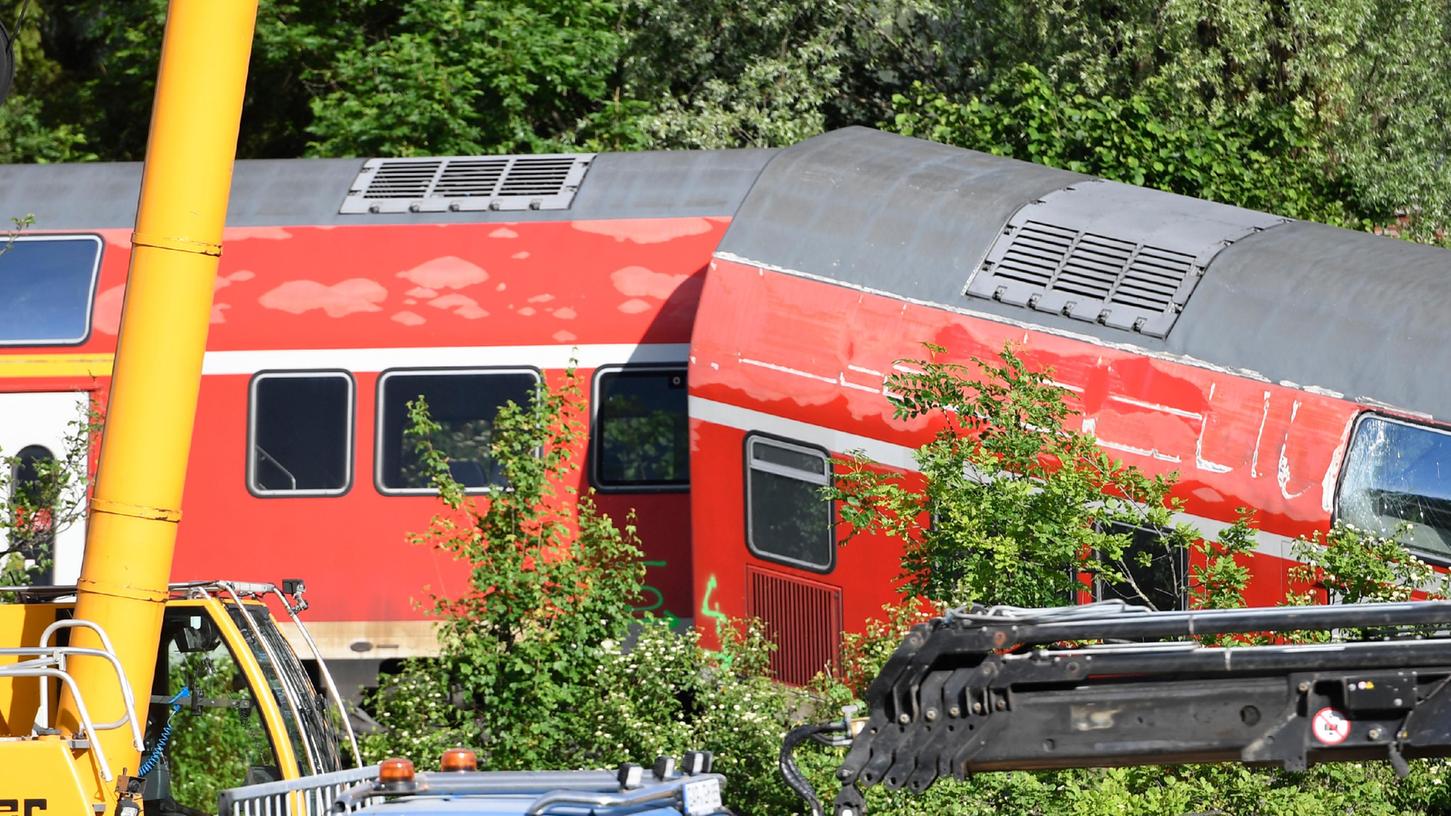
[360,369,809,814]
[807,343,1451,815]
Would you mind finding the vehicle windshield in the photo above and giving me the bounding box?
[1337,414,1451,561]
[226,602,343,775]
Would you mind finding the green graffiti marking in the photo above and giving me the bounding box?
[700,574,732,667]
[634,560,667,613]
[700,573,729,635]
[635,559,681,627]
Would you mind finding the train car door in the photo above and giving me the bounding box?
[0,391,89,586]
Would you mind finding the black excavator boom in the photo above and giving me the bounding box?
[811,600,1451,816]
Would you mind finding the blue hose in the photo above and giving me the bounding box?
[138,686,190,777]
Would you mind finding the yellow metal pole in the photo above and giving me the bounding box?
[55,0,259,798]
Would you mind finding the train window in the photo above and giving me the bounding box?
[1094,524,1187,611]
[377,368,539,493]
[0,235,102,345]
[1337,415,1451,560]
[248,373,353,496]
[745,435,834,573]
[591,366,689,490]
[9,445,57,585]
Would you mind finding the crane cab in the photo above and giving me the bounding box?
[0,581,355,816]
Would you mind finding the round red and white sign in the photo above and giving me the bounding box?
[1311,707,1351,745]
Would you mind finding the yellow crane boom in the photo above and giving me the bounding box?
[51,0,259,806]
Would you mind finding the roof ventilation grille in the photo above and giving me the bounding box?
[966,181,1288,338]
[341,153,594,214]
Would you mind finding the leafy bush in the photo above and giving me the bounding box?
[892,65,1359,226]
[368,351,1451,816]
[360,370,808,814]
[808,343,1451,816]
[828,343,1248,612]
[0,394,99,589]
[362,368,648,767]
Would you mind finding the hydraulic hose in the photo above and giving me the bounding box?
[137,687,190,777]
[780,721,849,816]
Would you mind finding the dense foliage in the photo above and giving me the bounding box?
[364,353,1451,815]
[828,344,1252,612]
[362,371,810,813]
[812,344,1451,815]
[3,0,1449,236]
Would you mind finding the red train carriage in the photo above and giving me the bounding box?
[0,148,770,693]
[3,128,1449,690]
[689,128,1451,682]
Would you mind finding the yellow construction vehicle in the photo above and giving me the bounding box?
[0,0,359,812]
[0,580,359,813]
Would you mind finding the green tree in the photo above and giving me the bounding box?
[363,370,804,816]
[806,341,1451,816]
[7,0,1450,239]
[364,368,648,767]
[616,0,850,149]
[305,0,631,156]
[827,343,1251,611]
[892,65,1359,226]
[874,0,1451,236]
[0,1,92,162]
[0,404,97,587]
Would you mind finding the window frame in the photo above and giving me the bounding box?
[155,603,296,800]
[0,233,104,347]
[588,364,690,494]
[743,432,836,574]
[374,365,542,496]
[246,369,356,498]
[1332,411,1451,567]
[1091,522,1188,611]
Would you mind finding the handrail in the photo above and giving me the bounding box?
[219,765,380,816]
[0,616,145,786]
[38,619,145,744]
[0,645,144,749]
[268,585,362,767]
[256,445,299,490]
[0,664,114,781]
[323,768,726,816]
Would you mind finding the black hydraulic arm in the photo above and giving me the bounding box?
[820,600,1451,816]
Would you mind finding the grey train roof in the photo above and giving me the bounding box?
[0,148,775,229]
[718,127,1451,419]
[3,127,1447,417]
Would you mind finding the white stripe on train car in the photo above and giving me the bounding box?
[201,343,691,375]
[688,395,1300,562]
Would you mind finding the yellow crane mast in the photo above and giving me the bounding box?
[56,0,260,781]
[0,2,362,814]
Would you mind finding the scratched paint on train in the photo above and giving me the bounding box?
[688,256,1369,640]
